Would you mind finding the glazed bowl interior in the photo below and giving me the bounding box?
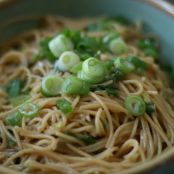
[0,0,174,173]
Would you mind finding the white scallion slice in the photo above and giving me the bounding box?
[78,57,106,84]
[41,75,63,97]
[55,51,80,72]
[109,37,127,55]
[48,34,74,57]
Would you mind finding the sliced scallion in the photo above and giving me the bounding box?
[18,102,39,118]
[60,29,81,45]
[61,76,89,96]
[54,51,80,72]
[144,48,159,59]
[136,38,157,50]
[109,37,127,55]
[124,95,146,117]
[114,68,125,81]
[48,34,74,57]
[76,36,100,55]
[41,75,63,97]
[6,78,21,98]
[4,111,22,126]
[114,58,135,74]
[127,56,148,71]
[70,62,82,74]
[34,37,56,62]
[7,137,16,147]
[56,99,72,114]
[136,38,159,59]
[68,133,96,145]
[146,103,155,115]
[9,95,30,107]
[76,134,96,145]
[79,57,106,84]
[102,32,119,45]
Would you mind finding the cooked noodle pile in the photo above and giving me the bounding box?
[0,16,174,174]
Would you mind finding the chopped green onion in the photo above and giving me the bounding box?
[124,95,146,116]
[79,57,106,84]
[105,68,125,82]
[61,30,102,59]
[54,51,80,72]
[136,38,159,59]
[7,137,16,147]
[60,29,81,45]
[102,32,119,45]
[4,103,38,126]
[146,103,155,115]
[109,37,127,55]
[4,111,22,126]
[41,75,63,97]
[144,48,159,58]
[77,70,93,82]
[78,52,92,61]
[90,82,117,96]
[76,134,96,145]
[114,58,135,74]
[103,59,114,75]
[56,99,72,114]
[127,56,148,70]
[33,37,56,62]
[6,79,21,98]
[18,102,38,118]
[76,36,100,54]
[91,85,116,96]
[114,69,125,81]
[61,76,90,96]
[66,132,96,145]
[61,29,101,57]
[48,34,74,57]
[136,38,157,50]
[105,88,117,96]
[9,95,30,107]
[70,62,82,74]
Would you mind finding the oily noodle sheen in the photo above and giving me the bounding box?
[0,16,174,174]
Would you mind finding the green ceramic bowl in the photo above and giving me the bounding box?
[0,0,174,173]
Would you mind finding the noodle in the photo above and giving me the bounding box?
[0,16,174,174]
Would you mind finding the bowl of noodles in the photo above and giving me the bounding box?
[0,0,174,174]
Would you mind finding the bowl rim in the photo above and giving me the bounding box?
[144,0,174,17]
[0,0,174,17]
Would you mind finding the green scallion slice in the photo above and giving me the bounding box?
[41,75,63,97]
[18,102,39,118]
[124,95,146,117]
[56,98,72,114]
